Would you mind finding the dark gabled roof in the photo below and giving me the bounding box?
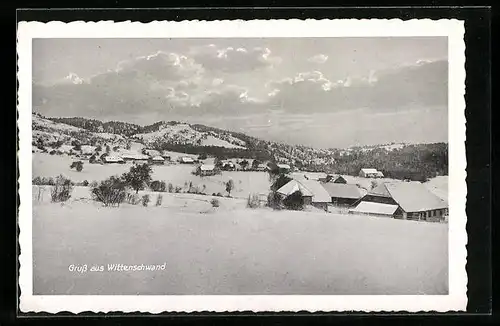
[321,183,362,199]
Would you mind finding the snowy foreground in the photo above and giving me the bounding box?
[32,191,448,295]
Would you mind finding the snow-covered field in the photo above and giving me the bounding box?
[132,123,246,149]
[33,153,271,199]
[32,190,448,295]
[201,135,246,149]
[33,152,447,201]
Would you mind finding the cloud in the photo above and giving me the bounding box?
[265,60,448,113]
[307,54,329,64]
[33,55,447,124]
[189,44,281,73]
[115,51,204,81]
[63,72,85,85]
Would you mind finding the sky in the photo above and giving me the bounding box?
[32,37,448,148]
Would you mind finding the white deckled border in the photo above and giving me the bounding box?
[17,19,467,313]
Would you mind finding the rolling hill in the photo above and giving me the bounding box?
[32,113,448,181]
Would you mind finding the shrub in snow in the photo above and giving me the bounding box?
[155,194,163,206]
[125,193,140,205]
[210,198,220,208]
[167,183,174,193]
[70,161,84,172]
[267,191,282,210]
[141,194,150,207]
[91,176,127,207]
[50,175,73,203]
[225,179,234,197]
[283,190,304,211]
[122,163,152,194]
[247,193,260,209]
[81,180,89,187]
[150,180,166,192]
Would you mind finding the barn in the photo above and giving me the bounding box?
[151,156,165,165]
[103,156,125,164]
[359,168,384,178]
[276,179,330,211]
[321,183,362,207]
[196,164,218,176]
[179,156,195,164]
[350,182,448,221]
[121,153,150,164]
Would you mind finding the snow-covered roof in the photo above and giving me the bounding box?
[361,168,379,174]
[121,153,149,160]
[385,182,448,212]
[277,180,313,197]
[299,179,331,203]
[104,156,124,162]
[322,183,362,199]
[152,156,164,161]
[277,163,291,169]
[277,179,331,203]
[181,157,195,162]
[80,145,96,154]
[350,202,399,216]
[200,164,215,171]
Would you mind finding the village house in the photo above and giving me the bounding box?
[359,168,384,178]
[103,155,125,164]
[321,183,362,207]
[276,163,291,174]
[349,182,448,221]
[160,153,171,162]
[143,149,161,157]
[276,179,330,211]
[196,164,218,176]
[121,153,150,164]
[256,163,268,171]
[179,156,195,164]
[80,145,96,159]
[221,161,236,170]
[318,174,347,184]
[150,156,165,165]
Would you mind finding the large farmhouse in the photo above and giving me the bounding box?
[349,182,448,221]
[321,183,362,207]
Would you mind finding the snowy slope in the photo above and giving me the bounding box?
[132,123,247,149]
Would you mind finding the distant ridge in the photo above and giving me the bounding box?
[33,113,448,181]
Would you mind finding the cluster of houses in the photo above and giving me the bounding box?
[96,151,199,166]
[273,170,448,222]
